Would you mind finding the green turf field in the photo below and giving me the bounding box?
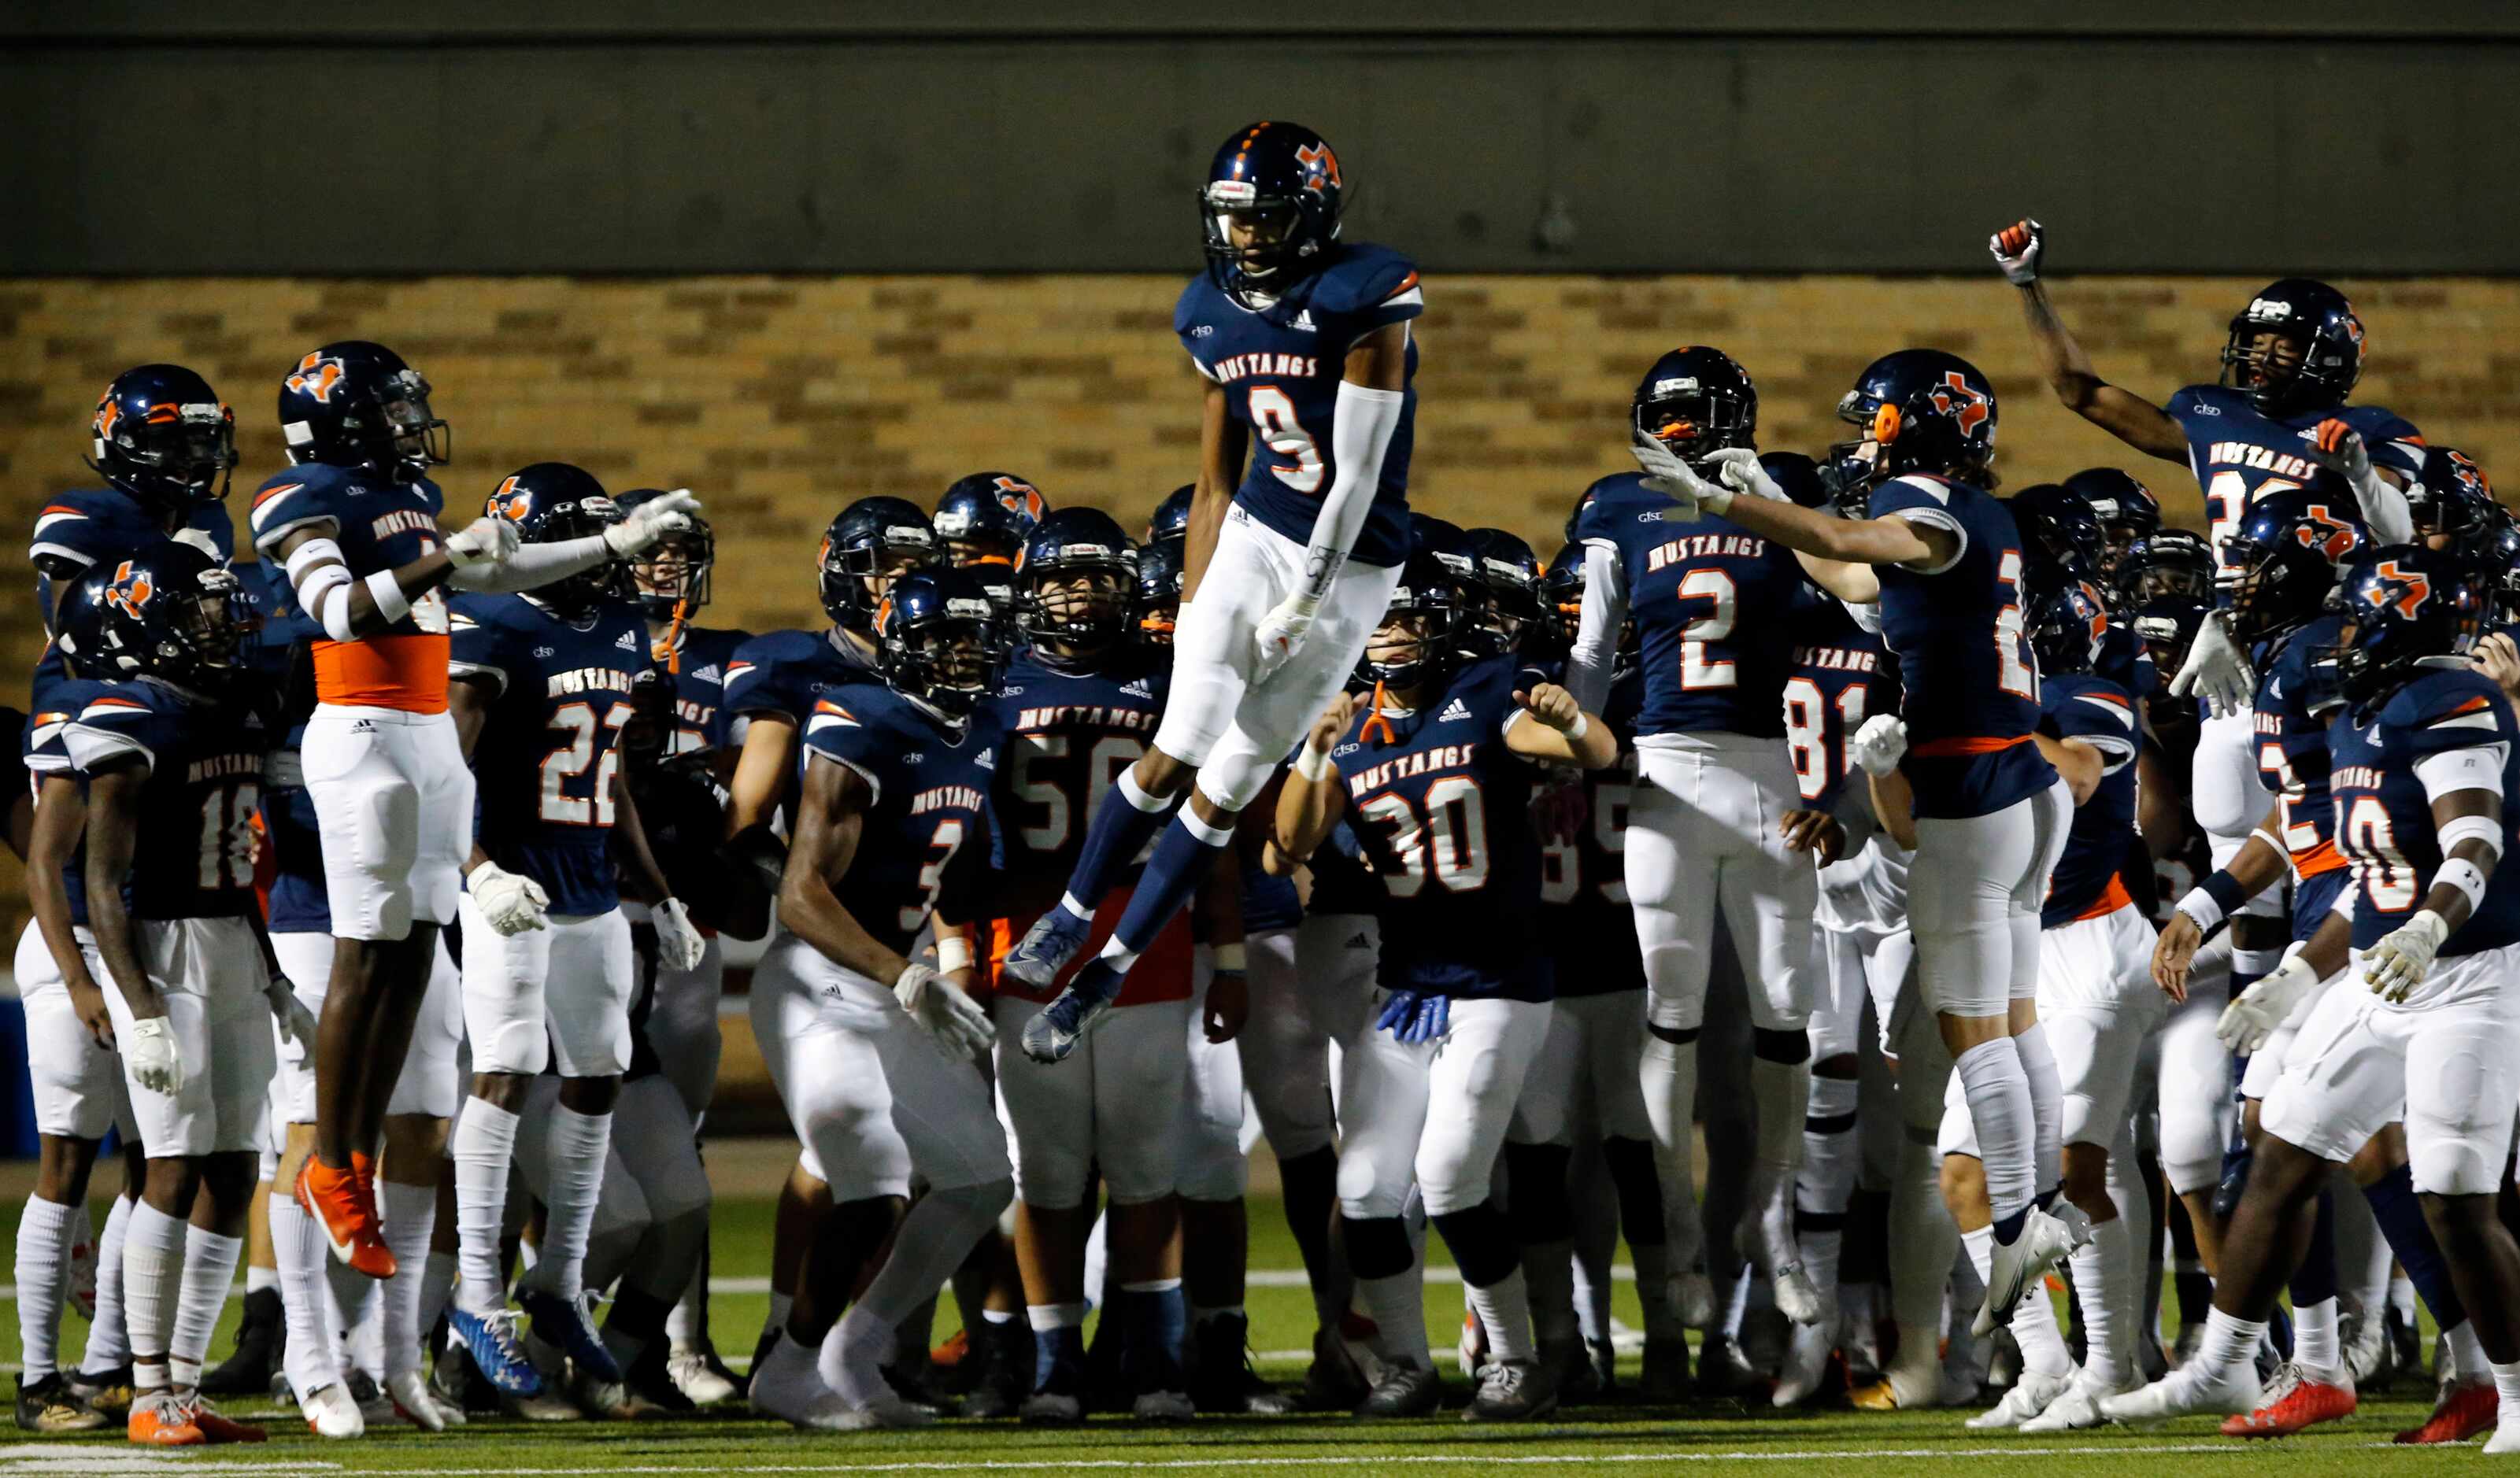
[0,1190,2472,1474]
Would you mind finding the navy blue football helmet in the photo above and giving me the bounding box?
[1134,537,1186,648]
[82,539,252,691]
[2323,544,2486,708]
[278,341,448,481]
[2115,529,2216,609]
[820,496,942,630]
[87,364,238,512]
[2482,515,2520,626]
[935,472,1047,568]
[2406,446,2500,549]
[2220,488,2366,644]
[1464,528,1541,657]
[1632,347,1758,470]
[1538,542,1586,649]
[1409,512,1478,586]
[2221,279,2365,417]
[1201,121,1345,309]
[1147,485,1194,545]
[2130,594,2210,698]
[487,464,628,616]
[2027,580,2111,677]
[1016,507,1137,652]
[1360,549,1471,693]
[876,567,1012,719]
[2006,483,2107,599]
[47,561,114,675]
[616,487,713,621]
[1832,349,2000,492]
[2064,467,2161,571]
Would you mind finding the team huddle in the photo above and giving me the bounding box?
[12,120,2520,1452]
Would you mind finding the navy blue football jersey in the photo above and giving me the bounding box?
[1306,818,1386,917]
[2251,612,2352,888]
[450,593,657,917]
[24,687,96,928]
[1327,656,1551,1000]
[62,678,269,920]
[247,464,453,712]
[1541,668,1643,999]
[1868,475,2058,820]
[2328,670,2520,959]
[2167,386,2422,589]
[799,682,1002,958]
[1175,242,1424,568]
[2037,673,2143,927]
[655,623,751,757]
[988,648,1169,915]
[721,626,877,726]
[1575,475,1806,739]
[28,489,235,706]
[1241,861,1304,935]
[1783,597,1900,816]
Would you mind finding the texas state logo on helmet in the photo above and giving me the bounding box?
[81,539,251,690]
[1631,346,1757,470]
[2027,581,2110,678]
[2406,445,2499,546]
[486,463,630,615]
[1201,120,1345,309]
[87,364,238,511]
[1835,349,1999,490]
[278,339,449,479]
[2221,487,2364,645]
[2220,279,2365,417]
[2327,544,2487,706]
[935,472,1048,562]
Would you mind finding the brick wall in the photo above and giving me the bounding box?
[5,272,2517,929]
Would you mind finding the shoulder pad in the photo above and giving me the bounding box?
[1316,243,1423,317]
[247,464,352,549]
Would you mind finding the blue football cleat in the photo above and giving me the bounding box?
[1021,959,1123,1064]
[1004,904,1095,991]
[448,1306,543,1398]
[520,1287,622,1384]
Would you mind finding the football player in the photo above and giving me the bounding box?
[1567,347,1823,1328]
[64,542,287,1446]
[1004,122,1423,1065]
[1646,350,2083,1336]
[1463,528,1542,659]
[248,342,698,1273]
[1275,549,1617,1420]
[934,471,1047,612]
[439,467,708,1406]
[2062,467,2161,580]
[746,568,1011,1430]
[2106,546,2520,1454]
[1146,485,1195,546]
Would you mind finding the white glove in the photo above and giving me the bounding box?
[1989,219,2044,285]
[606,490,704,558]
[653,896,707,973]
[894,962,996,1059]
[1707,447,1789,507]
[264,976,319,1050]
[2170,610,2255,719]
[2215,953,2323,1051]
[445,516,520,570]
[125,1015,184,1096]
[1632,434,1728,518]
[2366,909,2450,1002]
[1253,593,1323,680]
[1850,714,1908,778]
[468,859,550,936]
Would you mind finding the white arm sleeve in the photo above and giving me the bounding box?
[445,533,615,593]
[1292,382,1408,606]
[2415,742,2511,807]
[1565,541,1627,715]
[1843,598,1882,634]
[284,540,359,642]
[2351,466,2413,546]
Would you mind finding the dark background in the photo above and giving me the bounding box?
[6,2,2514,276]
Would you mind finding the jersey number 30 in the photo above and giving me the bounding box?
[1356,776,1490,897]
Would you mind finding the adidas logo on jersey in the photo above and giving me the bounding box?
[693,663,721,684]
[976,747,997,770]
[616,630,640,652]
[1119,678,1154,699]
[1438,697,1474,723]
[1345,932,1370,949]
[1289,309,1317,333]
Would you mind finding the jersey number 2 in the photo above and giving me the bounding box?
[542,701,631,826]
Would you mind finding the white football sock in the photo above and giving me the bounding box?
[1639,1033,1702,1272]
[451,1099,520,1314]
[171,1225,242,1388]
[1952,1038,2035,1226]
[246,1263,279,1296]
[82,1196,134,1374]
[379,1180,438,1378]
[2199,1306,2268,1379]
[2011,1023,2063,1196]
[120,1203,188,1372]
[532,1105,612,1300]
[2292,1295,2341,1372]
[272,1192,339,1398]
[16,1195,73,1379]
[1889,1136,1958,1336]
[1356,1268,1432,1370]
[820,1182,1004,1395]
[666,1256,705,1347]
[1748,1055,1811,1272]
[2448,1320,2489,1380]
[1465,1266,1536,1364]
[420,1251,457,1346]
[2069,1212,2133,1386]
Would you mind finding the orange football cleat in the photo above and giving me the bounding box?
[127,1392,204,1446]
[2398,1378,2496,1444]
[188,1396,267,1444]
[295,1155,396,1280]
[930,1325,971,1371]
[2221,1362,2355,1437]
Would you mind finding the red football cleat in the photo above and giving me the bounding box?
[188,1397,267,1444]
[2398,1378,2497,1444]
[2221,1362,2355,1437]
[295,1155,396,1280]
[127,1392,203,1447]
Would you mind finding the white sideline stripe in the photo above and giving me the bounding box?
[0,1266,1638,1302]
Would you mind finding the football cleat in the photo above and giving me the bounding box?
[1963,1365,2070,1429]
[2098,1361,2262,1424]
[1974,1207,2080,1336]
[1188,1311,1292,1414]
[300,1380,365,1439]
[520,1287,623,1384]
[1020,957,1123,1063]
[1464,1359,1559,1423]
[2396,1376,2496,1444]
[387,1369,462,1428]
[1637,1339,1691,1403]
[1355,1360,1443,1420]
[1003,904,1093,991]
[1695,1334,1768,1398]
[125,1390,203,1446]
[956,1320,1028,1420]
[295,1156,396,1280]
[1301,1319,1376,1411]
[448,1306,545,1397]
[1132,1387,1195,1421]
[2019,1370,2141,1432]
[67,1364,134,1415]
[201,1286,283,1395]
[1543,1336,1600,1405]
[666,1345,741,1406]
[1771,1321,1841,1408]
[187,1396,266,1444]
[2222,1360,2355,1437]
[1669,1269,1718,1330]
[15,1373,106,1433]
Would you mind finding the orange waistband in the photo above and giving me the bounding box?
[1911,733,2033,759]
[312,634,450,715]
[2291,837,2349,879]
[2070,874,2134,922]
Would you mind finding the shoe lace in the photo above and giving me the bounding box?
[1480,1362,1525,1399]
[2259,1362,2304,1406]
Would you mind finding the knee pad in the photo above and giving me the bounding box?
[1502,1142,1575,1244]
[1345,1214,1415,1281]
[477,1018,550,1078]
[1195,748,1275,815]
[1752,1026,1811,1065]
[1429,1202,1519,1288]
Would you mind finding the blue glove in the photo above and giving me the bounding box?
[1375,989,1450,1045]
